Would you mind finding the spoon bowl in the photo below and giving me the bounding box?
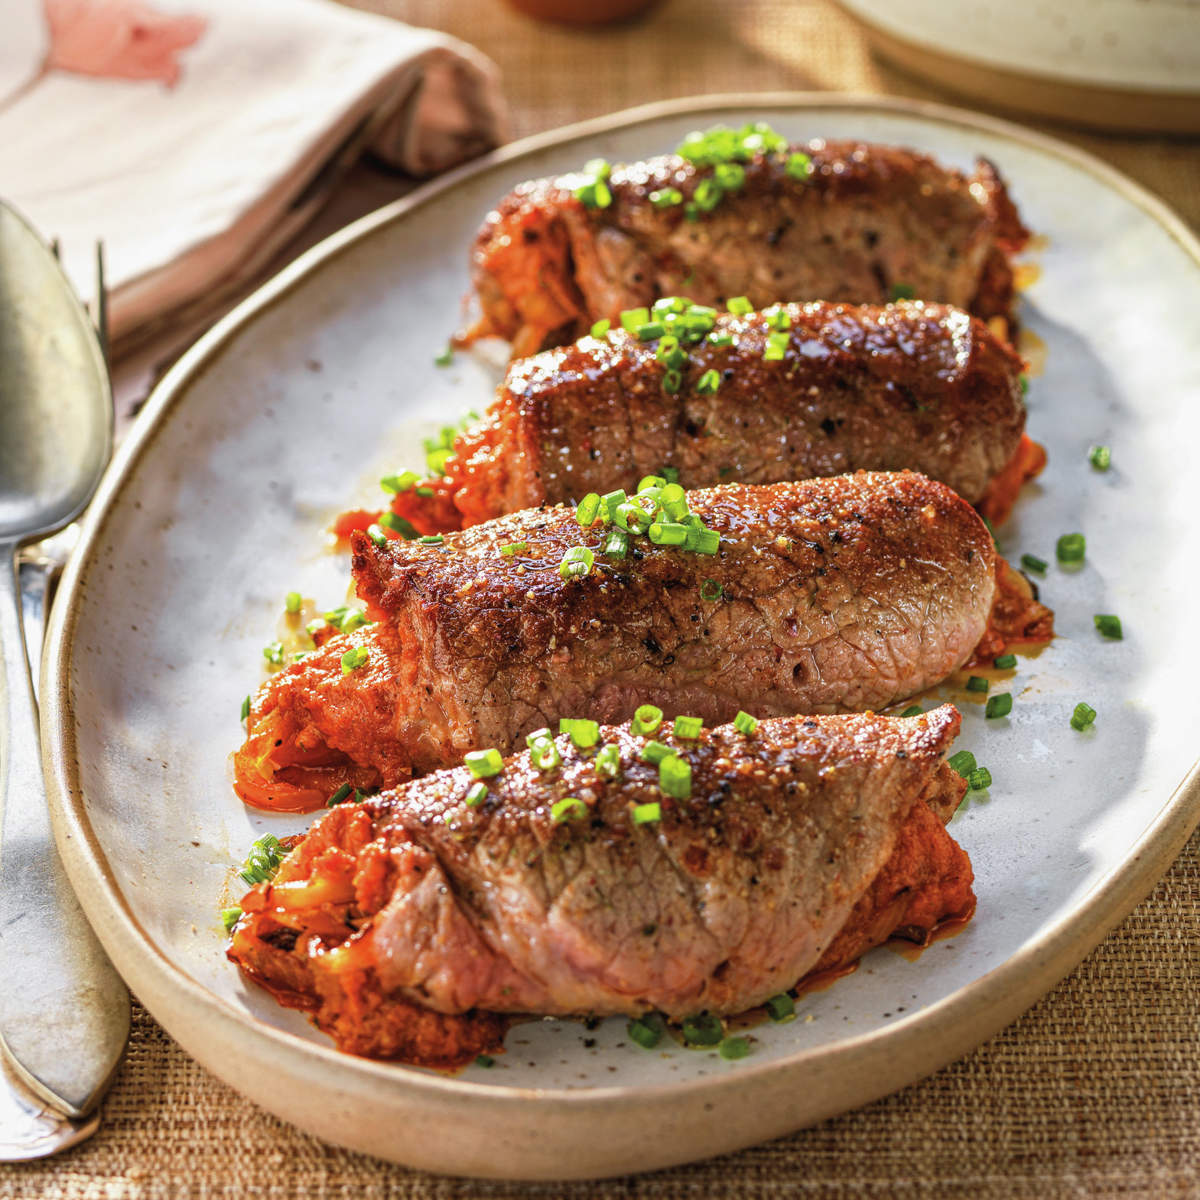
[0,204,111,544]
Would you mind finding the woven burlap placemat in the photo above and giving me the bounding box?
[8,1,1197,1194]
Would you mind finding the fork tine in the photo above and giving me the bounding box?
[94,241,108,370]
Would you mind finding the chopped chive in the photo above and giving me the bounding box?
[595,744,622,778]
[1056,533,1086,564]
[765,993,795,1022]
[640,740,674,765]
[285,591,302,614]
[531,739,561,771]
[693,178,722,211]
[734,710,758,735]
[695,368,721,395]
[947,750,976,778]
[662,367,683,395]
[681,1013,723,1047]
[559,545,595,581]
[380,470,419,494]
[981,515,998,547]
[551,797,588,824]
[603,528,629,558]
[465,781,488,808]
[366,524,388,549]
[968,767,992,791]
[636,321,666,341]
[500,540,529,557]
[434,345,453,367]
[584,157,611,180]
[465,748,504,779]
[899,705,924,718]
[659,754,691,799]
[340,646,369,674]
[638,474,667,493]
[1094,614,1123,640]
[994,654,1017,669]
[661,467,680,484]
[238,834,286,886]
[1020,553,1048,574]
[889,283,915,301]
[419,534,444,546]
[526,727,552,748]
[415,486,435,498]
[763,330,789,361]
[1071,702,1097,731]
[627,1015,663,1049]
[590,318,611,338]
[1019,373,1030,396]
[763,304,791,331]
[726,296,753,315]
[719,1035,751,1060]
[577,492,602,527]
[474,1054,495,1068]
[673,715,703,739]
[689,527,721,555]
[620,307,650,333]
[1088,444,1111,471]
[965,676,989,693]
[785,151,813,181]
[632,704,664,736]
[601,489,627,519]
[649,187,684,209]
[327,782,353,807]
[632,801,662,825]
[707,332,734,349]
[656,337,686,369]
[699,578,723,602]
[263,641,284,665]
[306,618,328,637]
[986,693,1013,719]
[649,521,688,546]
[559,717,600,749]
[379,512,418,539]
[240,694,251,722]
[341,610,370,634]
[221,907,242,933]
[714,162,746,191]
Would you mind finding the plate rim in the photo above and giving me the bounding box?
[39,91,1200,1172]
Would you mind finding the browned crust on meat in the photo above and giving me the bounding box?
[228,708,974,1066]
[467,140,1027,355]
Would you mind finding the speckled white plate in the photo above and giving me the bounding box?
[42,95,1200,1179]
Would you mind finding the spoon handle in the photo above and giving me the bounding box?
[0,548,129,1119]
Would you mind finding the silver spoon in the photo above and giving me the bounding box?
[0,200,129,1140]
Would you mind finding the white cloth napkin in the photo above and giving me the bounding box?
[0,0,507,345]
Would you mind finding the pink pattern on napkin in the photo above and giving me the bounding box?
[45,0,206,86]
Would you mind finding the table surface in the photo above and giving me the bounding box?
[11,2,1200,1196]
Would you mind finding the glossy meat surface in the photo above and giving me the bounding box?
[235,473,997,812]
[228,707,972,1066]
[468,140,1028,356]
[396,301,1028,532]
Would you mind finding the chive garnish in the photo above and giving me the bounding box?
[434,346,453,367]
[763,330,789,361]
[734,711,758,735]
[673,715,703,739]
[603,528,629,558]
[500,541,529,557]
[947,750,976,778]
[1088,444,1111,471]
[726,296,752,315]
[285,591,302,614]
[590,318,611,338]
[419,534,444,546]
[551,797,588,824]
[968,767,992,791]
[380,471,418,494]
[366,524,388,549]
[526,727,552,748]
[263,641,284,665]
[1056,533,1086,564]
[238,834,285,886]
[531,739,561,771]
[699,578,723,601]
[707,332,734,347]
[465,782,488,808]
[785,151,813,180]
[559,717,600,749]
[986,693,1013,719]
[240,695,251,722]
[889,283,915,301]
[965,676,989,693]
[620,307,650,333]
[577,492,601,527]
[379,512,418,539]
[649,187,683,209]
[695,368,721,395]
[340,646,369,674]
[595,744,622,779]
[719,1036,751,1060]
[632,704,664,736]
[640,740,674,764]
[1094,614,1123,640]
[899,705,924,718]
[681,1013,723,1047]
[474,1054,495,1068]
[765,993,795,1022]
[994,654,1017,669]
[659,754,691,799]
[559,545,594,581]
[1071,702,1097,731]
[326,782,352,807]
[1021,553,1048,575]
[632,801,662,825]
[627,1015,663,1049]
[221,907,242,933]
[465,748,503,779]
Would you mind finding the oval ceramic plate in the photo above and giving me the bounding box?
[42,95,1200,1179]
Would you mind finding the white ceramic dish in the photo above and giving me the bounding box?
[42,95,1200,1179]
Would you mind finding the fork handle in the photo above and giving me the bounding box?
[0,545,129,1118]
